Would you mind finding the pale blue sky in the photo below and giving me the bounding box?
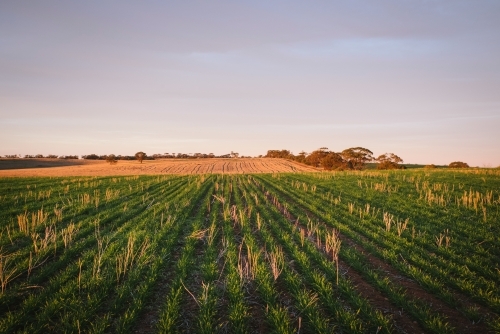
[1,1,499,166]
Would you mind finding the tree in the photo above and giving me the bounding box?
[106,154,118,165]
[305,148,329,167]
[448,161,469,168]
[321,152,345,170]
[82,154,99,160]
[376,153,403,170]
[135,152,146,163]
[265,150,293,159]
[341,147,373,170]
[295,151,307,164]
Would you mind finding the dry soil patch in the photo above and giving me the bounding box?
[0,158,319,177]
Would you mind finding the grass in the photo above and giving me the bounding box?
[0,169,498,333]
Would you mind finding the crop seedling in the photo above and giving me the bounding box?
[0,170,499,333]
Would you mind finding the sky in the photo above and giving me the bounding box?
[1,1,499,166]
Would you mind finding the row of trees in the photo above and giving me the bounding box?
[6,152,245,161]
[104,151,247,164]
[90,151,249,164]
[265,147,404,170]
[81,154,152,161]
[2,152,472,169]
[84,151,245,161]
[5,154,79,159]
[424,162,470,169]
[102,152,147,164]
[149,151,245,159]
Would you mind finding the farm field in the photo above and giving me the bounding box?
[0,169,499,333]
[0,158,318,177]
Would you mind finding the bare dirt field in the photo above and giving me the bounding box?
[0,158,319,177]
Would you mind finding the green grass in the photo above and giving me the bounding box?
[0,170,499,333]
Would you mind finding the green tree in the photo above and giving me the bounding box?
[341,147,373,170]
[305,148,329,167]
[321,152,345,170]
[376,153,403,170]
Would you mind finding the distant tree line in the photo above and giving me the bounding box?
[150,151,246,159]
[81,154,151,161]
[83,152,246,161]
[265,148,478,170]
[265,147,405,170]
[20,154,78,159]
[3,151,473,169]
[4,152,246,160]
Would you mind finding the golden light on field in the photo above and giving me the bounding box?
[0,158,319,177]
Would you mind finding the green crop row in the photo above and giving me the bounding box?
[0,170,498,333]
[255,171,499,331]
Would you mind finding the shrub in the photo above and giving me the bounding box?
[376,153,403,170]
[448,161,469,168]
[106,154,118,165]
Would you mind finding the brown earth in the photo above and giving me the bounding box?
[0,158,319,177]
